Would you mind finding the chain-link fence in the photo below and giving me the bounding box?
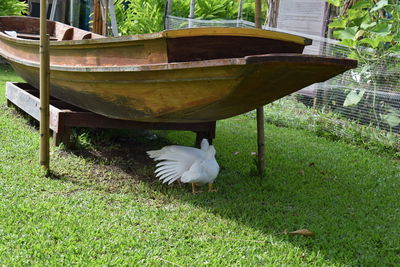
[166,15,400,133]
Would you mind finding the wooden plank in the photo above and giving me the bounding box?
[16,33,58,41]
[167,35,305,62]
[6,82,61,132]
[6,83,216,147]
[6,82,41,121]
[61,111,215,131]
[164,27,311,45]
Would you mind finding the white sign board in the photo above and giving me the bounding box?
[277,0,328,97]
[277,0,327,36]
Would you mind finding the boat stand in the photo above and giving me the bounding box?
[5,82,216,148]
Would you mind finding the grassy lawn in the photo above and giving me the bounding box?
[1,64,399,266]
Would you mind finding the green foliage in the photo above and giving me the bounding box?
[171,0,256,21]
[114,0,166,35]
[382,106,400,128]
[328,0,399,57]
[114,0,259,35]
[245,96,400,157]
[0,0,28,16]
[195,0,235,20]
[327,0,400,130]
[170,0,191,18]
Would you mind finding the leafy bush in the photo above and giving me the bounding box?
[169,0,256,20]
[194,0,237,20]
[0,0,28,16]
[327,0,399,58]
[326,0,400,132]
[114,0,166,35]
[114,0,259,35]
[246,96,400,158]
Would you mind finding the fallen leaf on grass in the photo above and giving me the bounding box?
[299,169,305,176]
[309,162,315,167]
[289,229,314,236]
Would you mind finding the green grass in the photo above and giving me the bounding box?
[1,64,399,266]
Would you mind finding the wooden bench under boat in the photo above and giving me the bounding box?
[0,16,357,123]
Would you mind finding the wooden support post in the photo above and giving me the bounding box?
[265,0,280,28]
[255,0,265,174]
[93,0,103,35]
[164,0,173,29]
[40,0,50,172]
[256,107,265,173]
[102,0,109,36]
[49,0,58,21]
[194,121,216,147]
[7,82,218,153]
[53,127,72,147]
[188,0,196,28]
[108,0,119,36]
[237,0,243,27]
[69,0,80,27]
[255,0,262,28]
[237,0,243,20]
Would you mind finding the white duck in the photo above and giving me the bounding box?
[147,139,219,193]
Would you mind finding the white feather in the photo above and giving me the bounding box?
[147,139,219,185]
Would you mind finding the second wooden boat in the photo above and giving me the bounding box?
[0,16,357,122]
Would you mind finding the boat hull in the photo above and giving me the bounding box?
[0,16,357,122]
[9,54,356,122]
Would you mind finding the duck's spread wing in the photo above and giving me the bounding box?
[147,146,205,185]
[180,161,207,184]
[147,145,203,162]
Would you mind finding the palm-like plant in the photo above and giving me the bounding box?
[114,0,165,34]
[0,0,28,16]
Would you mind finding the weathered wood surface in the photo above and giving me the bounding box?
[255,0,265,174]
[39,0,50,170]
[7,54,356,122]
[0,17,309,68]
[0,16,357,123]
[6,82,216,147]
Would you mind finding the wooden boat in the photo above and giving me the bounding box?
[0,16,357,122]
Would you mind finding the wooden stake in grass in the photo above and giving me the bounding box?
[255,0,265,174]
[40,0,50,171]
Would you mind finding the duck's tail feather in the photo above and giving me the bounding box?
[146,149,162,159]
